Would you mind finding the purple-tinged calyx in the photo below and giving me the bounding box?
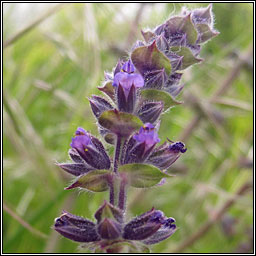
[54,211,100,243]
[122,208,176,242]
[146,140,186,170]
[137,101,164,124]
[191,4,213,26]
[89,95,113,119]
[144,68,168,90]
[191,4,219,43]
[164,72,184,97]
[142,221,176,245]
[97,218,122,240]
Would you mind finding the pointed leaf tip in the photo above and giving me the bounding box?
[131,41,172,76]
[64,170,111,192]
[118,163,173,188]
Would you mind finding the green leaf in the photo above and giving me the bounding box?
[98,110,143,137]
[170,46,203,70]
[118,163,172,188]
[65,169,111,192]
[98,81,115,101]
[131,41,172,76]
[141,89,182,111]
[196,23,219,43]
[166,14,198,45]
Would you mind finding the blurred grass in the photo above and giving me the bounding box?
[3,3,253,253]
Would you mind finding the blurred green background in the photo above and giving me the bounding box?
[3,3,253,253]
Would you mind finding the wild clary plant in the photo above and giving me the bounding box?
[54,4,219,253]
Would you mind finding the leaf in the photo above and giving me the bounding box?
[196,23,219,43]
[65,170,111,192]
[98,81,115,101]
[118,163,172,188]
[141,30,155,43]
[98,110,143,138]
[140,89,182,111]
[170,46,203,70]
[166,14,198,45]
[131,41,172,76]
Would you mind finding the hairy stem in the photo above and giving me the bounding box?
[113,135,122,173]
[118,178,128,211]
[108,178,115,205]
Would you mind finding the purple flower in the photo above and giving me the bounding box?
[112,60,144,113]
[74,127,88,136]
[58,127,111,173]
[70,127,92,151]
[113,60,144,98]
[133,123,160,150]
[122,123,160,164]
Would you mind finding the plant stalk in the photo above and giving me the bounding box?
[113,135,122,173]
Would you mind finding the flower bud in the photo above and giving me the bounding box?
[147,141,187,170]
[123,208,164,240]
[54,211,100,243]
